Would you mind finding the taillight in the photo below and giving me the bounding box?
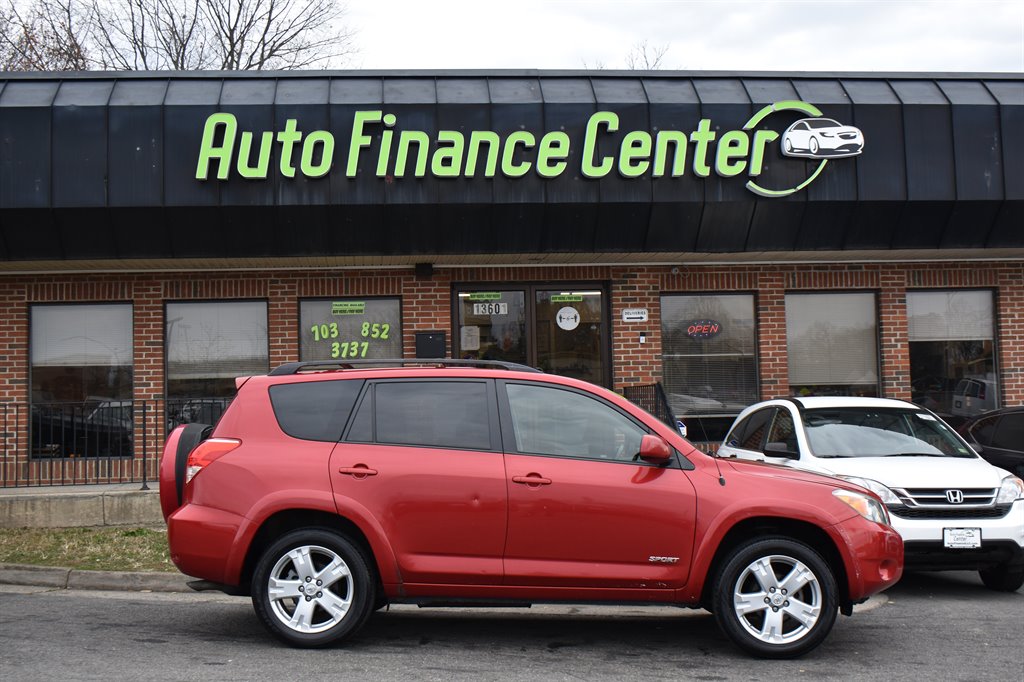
[185,438,241,484]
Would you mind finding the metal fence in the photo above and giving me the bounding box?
[621,382,719,454]
[621,382,677,429]
[1,398,231,488]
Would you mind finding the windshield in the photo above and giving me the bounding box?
[802,407,975,458]
[807,119,841,129]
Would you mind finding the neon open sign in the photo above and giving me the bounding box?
[687,320,722,339]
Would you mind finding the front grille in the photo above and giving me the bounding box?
[888,504,1011,520]
[894,487,997,507]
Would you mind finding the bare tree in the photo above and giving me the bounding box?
[89,0,212,69]
[1,0,90,70]
[624,40,669,70]
[202,0,353,70]
[3,0,355,71]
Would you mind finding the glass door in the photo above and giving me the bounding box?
[456,290,528,365]
[534,289,605,384]
[455,285,608,386]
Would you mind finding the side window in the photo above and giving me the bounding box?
[766,409,797,451]
[505,383,646,462]
[968,415,998,447]
[353,381,492,451]
[991,414,1024,451]
[270,379,364,442]
[725,415,751,448]
[738,408,774,451]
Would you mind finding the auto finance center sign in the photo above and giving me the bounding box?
[196,100,864,198]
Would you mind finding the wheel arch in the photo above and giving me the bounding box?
[239,509,384,598]
[698,517,851,613]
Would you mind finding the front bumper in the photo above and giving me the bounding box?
[834,515,904,601]
[889,499,1024,570]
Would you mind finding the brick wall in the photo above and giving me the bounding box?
[1,259,1022,484]
[2,261,1021,402]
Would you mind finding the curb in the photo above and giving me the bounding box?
[0,562,191,593]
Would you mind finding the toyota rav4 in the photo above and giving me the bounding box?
[160,360,903,658]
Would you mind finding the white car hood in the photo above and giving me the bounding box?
[807,455,1006,489]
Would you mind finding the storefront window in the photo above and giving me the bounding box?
[908,290,995,422]
[661,294,758,442]
[457,291,528,365]
[300,298,403,361]
[30,304,134,458]
[166,301,268,400]
[786,292,878,397]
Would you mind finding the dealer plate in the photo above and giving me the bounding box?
[943,527,981,549]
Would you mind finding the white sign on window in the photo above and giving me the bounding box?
[621,308,649,323]
[461,326,481,351]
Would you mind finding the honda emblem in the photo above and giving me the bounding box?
[945,489,964,504]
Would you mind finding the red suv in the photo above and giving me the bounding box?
[160,360,902,658]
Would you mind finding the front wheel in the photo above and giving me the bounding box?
[712,537,838,658]
[251,528,375,647]
[979,563,1024,592]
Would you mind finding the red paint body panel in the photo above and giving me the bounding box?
[329,443,507,585]
[503,453,696,588]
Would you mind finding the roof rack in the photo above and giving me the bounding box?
[268,358,543,376]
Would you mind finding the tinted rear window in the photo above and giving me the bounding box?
[270,379,364,441]
[358,381,492,451]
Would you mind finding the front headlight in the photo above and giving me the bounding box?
[996,476,1024,504]
[838,476,902,506]
[833,489,891,526]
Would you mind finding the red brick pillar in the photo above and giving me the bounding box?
[402,269,452,357]
[757,272,788,400]
[0,281,28,486]
[269,278,299,368]
[132,278,164,482]
[879,267,911,400]
[611,267,661,390]
[997,263,1024,406]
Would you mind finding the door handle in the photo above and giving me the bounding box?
[338,465,378,479]
[512,474,552,486]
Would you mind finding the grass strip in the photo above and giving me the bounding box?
[0,527,174,573]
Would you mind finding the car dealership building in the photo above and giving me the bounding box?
[0,70,1021,485]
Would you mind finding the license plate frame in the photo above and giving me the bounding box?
[943,527,981,549]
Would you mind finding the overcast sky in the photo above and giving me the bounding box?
[344,0,1023,73]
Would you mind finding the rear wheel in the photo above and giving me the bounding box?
[252,528,375,647]
[979,564,1024,592]
[712,537,838,658]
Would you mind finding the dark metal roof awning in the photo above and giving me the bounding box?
[0,71,1020,264]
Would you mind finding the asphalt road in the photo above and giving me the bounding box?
[0,570,1020,681]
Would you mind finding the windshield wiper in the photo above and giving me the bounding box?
[879,452,948,457]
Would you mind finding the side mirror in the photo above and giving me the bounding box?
[764,442,799,459]
[638,434,673,464]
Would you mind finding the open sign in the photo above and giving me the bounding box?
[687,319,722,339]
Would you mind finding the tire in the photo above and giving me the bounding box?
[809,137,820,154]
[784,137,793,153]
[979,564,1024,592]
[251,528,375,647]
[712,537,838,659]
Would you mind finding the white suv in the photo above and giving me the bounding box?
[718,397,1024,592]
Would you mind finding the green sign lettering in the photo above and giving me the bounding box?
[195,100,855,198]
[332,301,366,315]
